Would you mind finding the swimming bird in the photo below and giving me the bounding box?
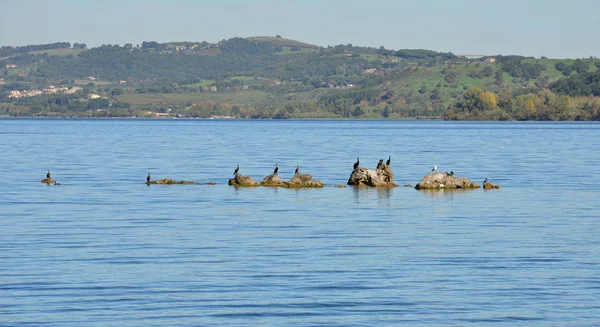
[376,159,384,170]
[233,164,239,176]
[273,164,279,175]
[483,178,488,185]
[47,170,51,179]
[147,172,151,183]
[353,157,360,170]
[432,164,437,172]
[295,165,299,174]
[386,156,391,166]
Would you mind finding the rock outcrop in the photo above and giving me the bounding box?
[415,172,480,190]
[261,173,285,187]
[483,182,501,189]
[41,178,56,184]
[228,174,260,187]
[260,173,324,188]
[283,173,324,188]
[147,178,197,185]
[347,164,397,187]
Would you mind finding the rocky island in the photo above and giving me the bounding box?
[228,174,260,187]
[415,172,480,190]
[347,162,397,187]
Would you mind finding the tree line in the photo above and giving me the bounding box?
[0,42,74,57]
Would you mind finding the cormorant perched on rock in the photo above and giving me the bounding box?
[47,170,51,179]
[147,172,151,183]
[449,171,454,176]
[386,156,391,166]
[233,164,239,176]
[295,165,299,174]
[376,159,384,170]
[432,164,437,172]
[483,178,488,185]
[353,157,360,170]
[273,164,279,175]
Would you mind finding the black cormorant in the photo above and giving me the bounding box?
[376,159,384,170]
[295,165,299,174]
[47,170,51,179]
[147,172,151,183]
[233,164,239,176]
[386,156,391,166]
[450,171,454,176]
[483,178,488,185]
[273,164,278,175]
[353,157,360,170]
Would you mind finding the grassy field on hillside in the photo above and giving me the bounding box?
[182,80,215,88]
[230,76,255,82]
[5,66,30,76]
[390,58,600,98]
[276,47,319,55]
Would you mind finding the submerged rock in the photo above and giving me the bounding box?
[283,173,324,188]
[415,172,480,190]
[347,164,397,187]
[147,178,197,185]
[41,178,56,184]
[228,174,260,187]
[261,173,285,187]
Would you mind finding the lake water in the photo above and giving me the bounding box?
[1,119,599,326]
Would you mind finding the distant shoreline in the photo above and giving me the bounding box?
[0,116,442,121]
[2,116,599,123]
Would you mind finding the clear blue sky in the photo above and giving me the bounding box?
[1,0,598,58]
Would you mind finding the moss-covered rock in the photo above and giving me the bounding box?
[283,173,324,188]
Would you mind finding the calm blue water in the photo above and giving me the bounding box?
[1,119,599,326]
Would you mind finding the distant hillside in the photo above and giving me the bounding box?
[1,39,599,120]
[247,36,321,49]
